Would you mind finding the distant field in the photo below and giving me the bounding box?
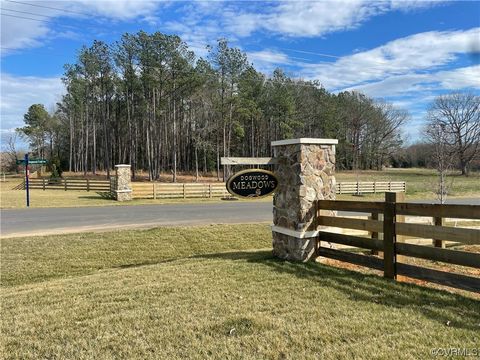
[1,168,478,209]
[1,224,479,359]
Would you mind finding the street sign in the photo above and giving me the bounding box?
[16,159,47,165]
[226,169,278,199]
[29,159,48,164]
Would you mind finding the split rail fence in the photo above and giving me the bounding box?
[15,179,406,199]
[316,192,480,292]
[131,181,406,199]
[131,182,230,199]
[336,181,405,194]
[15,178,111,192]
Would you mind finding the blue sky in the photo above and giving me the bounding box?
[1,0,479,149]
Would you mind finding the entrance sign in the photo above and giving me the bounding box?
[226,169,278,198]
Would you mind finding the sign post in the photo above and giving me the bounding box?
[25,153,30,207]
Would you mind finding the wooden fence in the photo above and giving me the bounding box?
[16,178,111,192]
[316,193,480,292]
[131,181,406,199]
[132,182,230,199]
[15,179,406,198]
[336,181,405,194]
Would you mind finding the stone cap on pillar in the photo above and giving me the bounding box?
[115,164,131,168]
[271,138,338,147]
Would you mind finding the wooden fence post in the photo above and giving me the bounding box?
[370,212,379,255]
[42,178,46,191]
[64,178,67,191]
[209,184,212,198]
[86,179,90,192]
[183,183,186,199]
[373,182,376,194]
[153,183,157,200]
[383,192,397,279]
[433,216,445,248]
[395,192,406,281]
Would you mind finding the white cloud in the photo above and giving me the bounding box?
[156,1,444,62]
[343,65,480,143]
[438,65,480,89]
[299,28,480,89]
[75,0,160,20]
[248,49,290,64]
[390,0,444,11]
[0,1,63,53]
[1,0,163,54]
[0,18,50,51]
[340,66,480,99]
[246,49,300,74]
[0,73,64,132]
[263,1,383,37]
[225,0,443,38]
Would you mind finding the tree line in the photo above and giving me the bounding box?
[18,31,410,180]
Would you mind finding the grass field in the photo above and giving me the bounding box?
[1,224,479,359]
[1,168,479,209]
[336,168,480,200]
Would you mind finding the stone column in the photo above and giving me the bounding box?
[271,138,338,262]
[114,164,132,201]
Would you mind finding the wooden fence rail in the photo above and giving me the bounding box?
[336,181,406,194]
[15,179,406,198]
[132,182,230,199]
[16,178,111,192]
[131,181,406,199]
[316,193,480,293]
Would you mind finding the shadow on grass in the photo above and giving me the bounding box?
[113,257,182,269]
[78,191,115,200]
[194,250,480,331]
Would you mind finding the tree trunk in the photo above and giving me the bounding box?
[173,91,177,183]
[195,145,199,182]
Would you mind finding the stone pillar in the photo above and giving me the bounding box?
[271,138,338,261]
[114,164,132,201]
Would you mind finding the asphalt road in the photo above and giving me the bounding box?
[1,197,479,238]
[1,201,274,237]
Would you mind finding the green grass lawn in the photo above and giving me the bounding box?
[2,168,479,209]
[1,224,479,359]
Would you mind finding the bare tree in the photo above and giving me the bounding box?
[425,123,455,203]
[5,134,22,173]
[427,92,480,176]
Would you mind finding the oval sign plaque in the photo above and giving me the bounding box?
[226,169,278,198]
